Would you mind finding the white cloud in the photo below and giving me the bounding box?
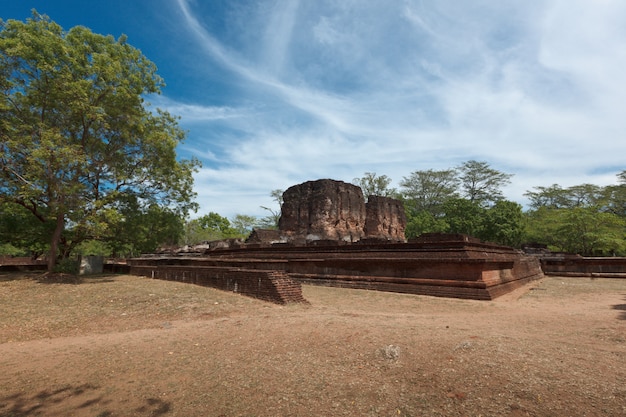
[169,0,626,218]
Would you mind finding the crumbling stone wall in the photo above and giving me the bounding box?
[278,179,406,243]
[278,179,367,243]
[364,195,407,242]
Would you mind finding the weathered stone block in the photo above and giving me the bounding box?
[278,179,366,243]
[364,195,407,242]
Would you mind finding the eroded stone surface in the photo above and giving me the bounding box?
[278,179,366,242]
[364,195,407,242]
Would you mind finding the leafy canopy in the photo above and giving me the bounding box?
[0,12,199,269]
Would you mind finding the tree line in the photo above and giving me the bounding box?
[180,162,626,257]
[353,164,626,256]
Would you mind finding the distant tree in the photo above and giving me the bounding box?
[525,183,606,210]
[404,210,448,239]
[259,189,283,229]
[197,212,238,237]
[399,169,459,217]
[353,172,396,198]
[0,13,198,271]
[524,184,571,210]
[556,208,626,255]
[603,170,626,216]
[105,199,184,257]
[442,198,485,237]
[480,200,525,247]
[567,184,605,208]
[525,206,626,255]
[181,212,246,246]
[456,160,513,207]
[524,207,563,250]
[230,214,258,237]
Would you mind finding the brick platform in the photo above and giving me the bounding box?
[130,235,544,301]
[540,255,626,278]
[0,256,47,271]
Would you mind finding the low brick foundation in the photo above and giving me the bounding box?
[541,256,626,278]
[130,235,544,301]
[129,263,308,305]
[0,256,47,271]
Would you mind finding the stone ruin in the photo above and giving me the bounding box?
[277,179,406,244]
[128,178,544,303]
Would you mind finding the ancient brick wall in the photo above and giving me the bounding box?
[540,256,626,277]
[277,179,409,243]
[364,195,407,242]
[278,179,367,243]
[129,263,308,305]
[0,256,47,271]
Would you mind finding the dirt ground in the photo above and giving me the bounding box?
[0,272,625,417]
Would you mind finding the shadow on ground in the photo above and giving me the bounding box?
[35,273,117,285]
[612,296,626,320]
[0,384,171,417]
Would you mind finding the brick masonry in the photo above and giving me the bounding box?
[129,235,546,301]
[129,263,308,305]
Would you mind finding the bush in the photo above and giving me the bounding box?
[0,243,28,256]
[53,258,80,275]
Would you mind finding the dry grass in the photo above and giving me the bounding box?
[1,272,625,416]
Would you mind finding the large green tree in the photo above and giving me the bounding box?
[456,160,513,207]
[399,169,459,217]
[0,13,198,271]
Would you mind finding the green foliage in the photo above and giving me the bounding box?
[398,162,517,243]
[481,200,525,246]
[524,206,626,255]
[442,198,486,237]
[75,240,112,257]
[404,210,448,239]
[557,208,626,255]
[230,214,258,236]
[456,160,513,207]
[404,197,525,246]
[523,171,626,255]
[400,169,459,217]
[353,172,396,198]
[0,202,52,257]
[53,257,79,274]
[525,183,605,210]
[603,172,626,216]
[0,13,198,269]
[0,243,28,256]
[181,212,251,246]
[107,201,184,257]
[259,189,284,229]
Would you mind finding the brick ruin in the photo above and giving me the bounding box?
[129,262,307,305]
[277,179,406,243]
[128,179,545,304]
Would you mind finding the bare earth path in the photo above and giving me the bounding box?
[1,273,625,416]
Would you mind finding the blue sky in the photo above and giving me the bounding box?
[3,0,626,218]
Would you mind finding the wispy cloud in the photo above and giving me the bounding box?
[165,0,626,218]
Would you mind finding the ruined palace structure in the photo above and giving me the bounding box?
[129,179,543,303]
[278,179,406,243]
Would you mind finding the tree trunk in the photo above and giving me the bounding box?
[47,212,65,272]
